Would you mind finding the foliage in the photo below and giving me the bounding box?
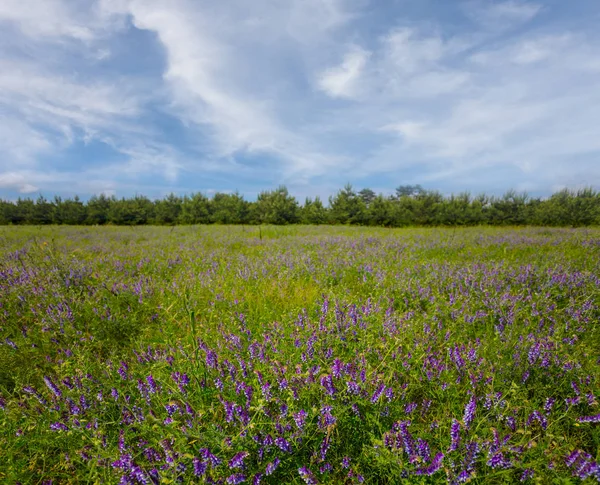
[1,186,600,227]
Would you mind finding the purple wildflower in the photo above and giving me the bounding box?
[370,383,386,404]
[341,457,351,469]
[415,452,444,476]
[463,396,476,429]
[320,374,336,397]
[294,409,307,430]
[320,406,336,429]
[226,474,247,484]
[275,437,292,453]
[229,452,249,469]
[43,376,62,398]
[449,419,460,451]
[527,411,547,430]
[520,468,534,481]
[193,458,207,477]
[50,422,68,431]
[298,466,317,485]
[577,414,600,423]
[265,458,280,476]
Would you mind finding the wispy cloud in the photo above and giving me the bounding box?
[318,45,370,98]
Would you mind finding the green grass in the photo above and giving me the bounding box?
[0,225,599,484]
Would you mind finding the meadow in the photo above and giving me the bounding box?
[0,225,599,484]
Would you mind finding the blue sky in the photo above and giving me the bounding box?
[1,0,599,201]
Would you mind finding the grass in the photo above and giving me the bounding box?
[0,225,599,484]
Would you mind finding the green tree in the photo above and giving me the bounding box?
[154,193,182,225]
[54,196,87,225]
[254,186,299,225]
[300,197,328,225]
[86,194,113,225]
[180,193,211,224]
[329,184,367,224]
[210,192,249,224]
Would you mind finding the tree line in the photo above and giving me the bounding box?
[1,185,599,227]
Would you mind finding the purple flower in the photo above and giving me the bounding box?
[341,456,351,469]
[298,466,317,485]
[275,437,292,453]
[50,422,68,431]
[449,419,461,451]
[146,375,158,394]
[226,474,247,484]
[463,396,476,429]
[346,381,360,395]
[200,448,222,467]
[319,406,336,429]
[544,397,556,413]
[370,383,386,404]
[265,458,280,476]
[320,374,336,397]
[293,409,307,430]
[332,359,343,379]
[193,457,207,476]
[229,452,249,469]
[404,402,417,414]
[487,452,512,469]
[415,452,444,476]
[520,468,534,481]
[577,413,600,423]
[526,411,547,430]
[416,439,430,462]
[43,376,62,398]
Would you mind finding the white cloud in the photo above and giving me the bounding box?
[0,172,38,193]
[317,46,370,98]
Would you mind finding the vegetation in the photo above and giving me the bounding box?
[1,225,599,484]
[1,186,600,226]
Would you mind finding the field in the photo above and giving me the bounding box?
[1,225,599,484]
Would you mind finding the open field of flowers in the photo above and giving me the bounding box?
[1,225,599,484]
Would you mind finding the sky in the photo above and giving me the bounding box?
[1,0,599,201]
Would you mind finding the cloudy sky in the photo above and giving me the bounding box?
[1,0,599,200]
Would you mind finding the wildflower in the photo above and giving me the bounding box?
[43,376,62,398]
[544,397,556,413]
[463,396,476,429]
[265,458,280,476]
[487,452,512,469]
[320,374,336,397]
[146,375,158,394]
[405,402,417,414]
[50,422,68,431]
[293,409,307,430]
[449,419,461,451]
[193,457,207,476]
[527,411,547,430]
[520,469,534,481]
[229,452,248,469]
[577,414,600,423]
[275,437,292,453]
[200,448,221,467]
[371,383,386,403]
[298,466,317,484]
[415,452,444,476]
[341,457,351,469]
[416,439,430,462]
[226,474,247,484]
[346,381,360,395]
[319,406,336,429]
